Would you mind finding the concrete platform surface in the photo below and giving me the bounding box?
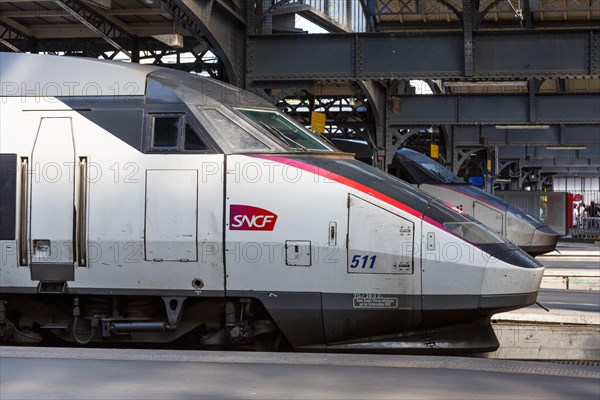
[1,347,599,400]
[538,241,600,259]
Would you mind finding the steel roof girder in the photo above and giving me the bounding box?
[453,124,600,147]
[248,29,600,81]
[499,145,600,159]
[387,94,600,126]
[0,18,35,52]
[161,0,244,85]
[54,0,134,57]
[591,31,600,76]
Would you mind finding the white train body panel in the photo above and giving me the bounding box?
[1,96,225,293]
[224,155,422,295]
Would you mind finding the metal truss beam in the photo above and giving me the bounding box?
[0,19,34,52]
[388,94,600,125]
[452,124,600,147]
[537,167,600,176]
[498,146,600,163]
[14,37,167,52]
[161,0,244,85]
[54,0,134,58]
[247,29,600,82]
[14,37,222,78]
[0,8,167,18]
[277,92,371,137]
[138,48,223,79]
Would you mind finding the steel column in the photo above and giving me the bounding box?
[462,0,474,77]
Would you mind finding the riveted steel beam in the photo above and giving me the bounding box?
[0,19,33,52]
[248,29,600,81]
[387,94,600,126]
[499,145,600,160]
[54,0,134,58]
[161,0,245,85]
[452,124,600,147]
[462,0,475,77]
[537,166,600,175]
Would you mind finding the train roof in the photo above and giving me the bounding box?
[0,53,272,109]
[392,148,465,185]
[0,52,158,97]
[1,53,336,154]
[394,147,437,163]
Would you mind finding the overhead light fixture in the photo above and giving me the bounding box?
[444,81,527,87]
[545,146,587,150]
[495,125,550,129]
[152,34,184,49]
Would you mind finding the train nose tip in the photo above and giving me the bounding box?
[526,226,561,256]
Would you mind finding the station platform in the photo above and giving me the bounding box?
[537,240,599,290]
[538,240,600,259]
[1,347,599,400]
[0,242,597,400]
[487,241,599,360]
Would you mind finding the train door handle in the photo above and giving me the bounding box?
[328,222,337,246]
[427,232,435,251]
[77,157,88,266]
[19,157,29,266]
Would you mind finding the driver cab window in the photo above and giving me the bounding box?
[184,123,208,151]
[148,114,209,152]
[152,115,181,148]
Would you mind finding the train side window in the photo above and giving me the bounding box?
[150,114,183,149]
[184,123,208,151]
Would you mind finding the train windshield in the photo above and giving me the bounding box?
[235,108,332,151]
[507,205,545,228]
[392,148,464,184]
[425,200,506,245]
[442,222,505,245]
[420,162,464,184]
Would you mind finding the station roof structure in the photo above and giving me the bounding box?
[1,0,598,181]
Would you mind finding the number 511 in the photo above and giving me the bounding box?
[350,255,377,269]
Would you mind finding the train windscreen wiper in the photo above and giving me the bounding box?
[257,121,307,151]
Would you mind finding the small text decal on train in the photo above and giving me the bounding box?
[229,205,278,231]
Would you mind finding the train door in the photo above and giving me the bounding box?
[137,111,225,293]
[322,194,421,346]
[473,201,504,235]
[29,117,76,282]
[145,169,198,262]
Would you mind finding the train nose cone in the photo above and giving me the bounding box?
[528,226,561,256]
[491,249,545,270]
[480,250,544,313]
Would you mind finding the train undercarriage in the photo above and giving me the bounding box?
[0,295,284,351]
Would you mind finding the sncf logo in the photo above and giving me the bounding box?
[229,205,278,231]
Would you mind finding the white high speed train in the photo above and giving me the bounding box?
[391,148,561,256]
[0,53,544,353]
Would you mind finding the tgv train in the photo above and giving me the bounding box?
[0,53,544,353]
[390,148,560,256]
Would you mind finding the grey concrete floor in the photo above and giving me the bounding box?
[1,347,598,400]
